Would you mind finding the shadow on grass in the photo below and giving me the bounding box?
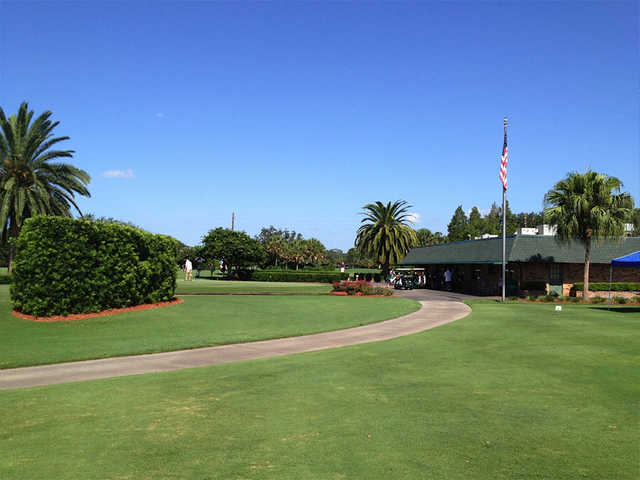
[588,306,640,314]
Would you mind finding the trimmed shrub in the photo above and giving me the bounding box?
[569,297,581,303]
[632,296,640,303]
[573,282,640,292]
[11,217,178,317]
[333,280,392,296]
[0,273,10,284]
[614,296,628,304]
[253,271,348,283]
[528,295,538,302]
[590,296,606,304]
[542,294,557,303]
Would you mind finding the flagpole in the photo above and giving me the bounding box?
[502,117,507,302]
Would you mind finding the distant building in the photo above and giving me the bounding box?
[401,235,640,296]
[476,224,557,240]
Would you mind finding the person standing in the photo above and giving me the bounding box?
[185,258,193,281]
[444,267,453,291]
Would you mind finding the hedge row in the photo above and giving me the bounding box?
[11,217,178,317]
[0,274,10,284]
[573,282,640,292]
[252,271,348,283]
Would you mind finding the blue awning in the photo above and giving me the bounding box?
[611,251,640,268]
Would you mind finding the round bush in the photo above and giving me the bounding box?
[11,217,178,316]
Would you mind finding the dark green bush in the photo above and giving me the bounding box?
[570,297,581,303]
[542,294,557,302]
[528,295,538,301]
[632,296,640,303]
[614,296,628,304]
[0,273,11,284]
[590,296,606,304]
[253,271,347,283]
[573,282,640,292]
[11,217,178,317]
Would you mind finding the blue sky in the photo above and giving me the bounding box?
[1,1,637,250]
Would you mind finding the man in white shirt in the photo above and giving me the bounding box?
[185,258,193,281]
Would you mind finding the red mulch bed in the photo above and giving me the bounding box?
[330,291,390,298]
[12,298,184,323]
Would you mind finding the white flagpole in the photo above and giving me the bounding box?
[502,118,507,302]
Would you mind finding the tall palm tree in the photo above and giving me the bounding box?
[544,171,634,299]
[355,200,418,277]
[0,102,91,271]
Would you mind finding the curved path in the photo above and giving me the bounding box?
[0,295,472,391]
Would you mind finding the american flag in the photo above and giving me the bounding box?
[499,120,508,190]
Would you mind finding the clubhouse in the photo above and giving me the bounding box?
[400,231,640,296]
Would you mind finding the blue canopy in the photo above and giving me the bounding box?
[611,251,640,268]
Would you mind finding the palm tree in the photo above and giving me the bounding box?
[544,171,634,299]
[355,200,418,277]
[0,102,91,272]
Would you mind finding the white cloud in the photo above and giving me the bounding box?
[407,212,421,224]
[102,169,135,179]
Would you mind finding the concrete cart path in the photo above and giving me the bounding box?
[0,300,471,390]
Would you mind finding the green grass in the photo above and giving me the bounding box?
[176,278,332,294]
[0,286,418,368]
[1,302,638,478]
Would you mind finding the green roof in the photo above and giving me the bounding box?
[400,235,640,265]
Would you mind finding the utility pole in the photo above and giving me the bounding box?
[231,212,235,231]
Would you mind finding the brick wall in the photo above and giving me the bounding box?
[521,263,548,282]
[563,263,640,296]
[576,290,639,299]
[518,262,640,296]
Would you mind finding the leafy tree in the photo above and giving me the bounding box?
[631,208,640,235]
[467,206,485,239]
[175,242,196,266]
[325,248,344,265]
[483,203,502,235]
[344,247,376,268]
[255,226,304,267]
[544,171,634,299]
[290,239,307,270]
[264,237,286,267]
[415,228,432,246]
[255,226,284,246]
[201,228,265,270]
[355,200,418,276]
[415,228,447,246]
[0,102,91,271]
[515,211,544,230]
[481,201,516,235]
[447,205,469,241]
[79,213,142,230]
[497,200,518,235]
[304,238,326,265]
[432,231,447,244]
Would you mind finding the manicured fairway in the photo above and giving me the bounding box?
[1,302,637,479]
[176,278,332,294]
[0,286,419,368]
